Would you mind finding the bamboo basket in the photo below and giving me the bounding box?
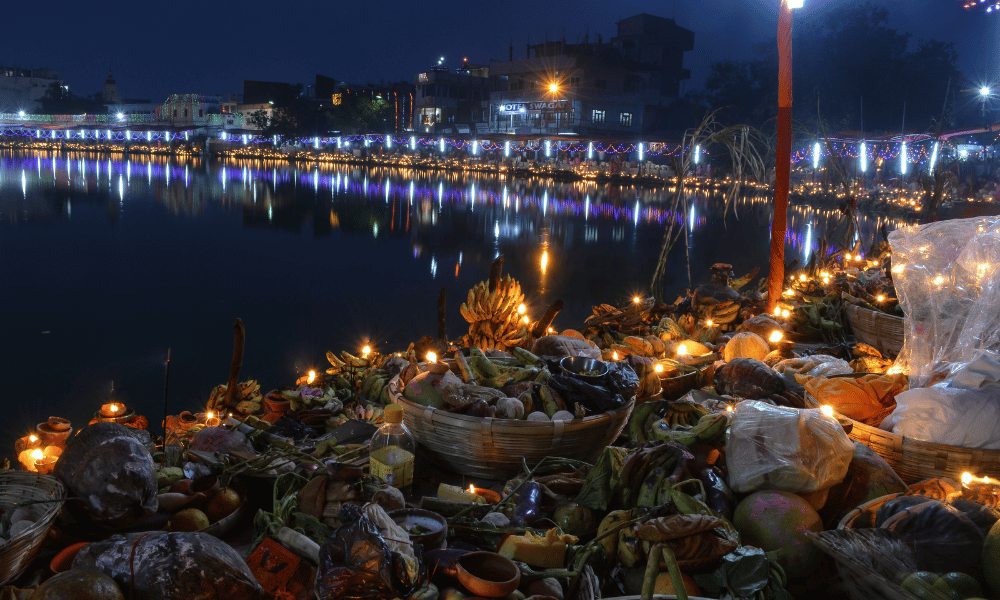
[844,418,1000,484]
[387,375,634,479]
[811,531,922,600]
[845,304,904,356]
[804,392,1000,484]
[0,470,65,586]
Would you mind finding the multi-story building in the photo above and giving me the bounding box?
[0,66,63,113]
[486,13,693,136]
[413,60,491,133]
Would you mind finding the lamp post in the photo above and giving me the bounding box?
[548,82,560,134]
[766,0,803,314]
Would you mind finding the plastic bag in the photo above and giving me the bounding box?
[72,532,268,600]
[726,400,854,494]
[881,384,1000,449]
[315,503,423,600]
[773,355,852,377]
[890,216,1000,387]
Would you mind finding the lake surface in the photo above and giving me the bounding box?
[0,150,915,457]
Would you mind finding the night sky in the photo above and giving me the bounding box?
[2,0,994,103]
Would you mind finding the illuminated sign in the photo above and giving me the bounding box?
[498,100,569,113]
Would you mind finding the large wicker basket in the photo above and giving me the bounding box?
[845,418,1000,484]
[387,375,634,480]
[804,391,1000,484]
[0,470,65,586]
[845,303,904,356]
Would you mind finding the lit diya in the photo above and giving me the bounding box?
[90,401,149,429]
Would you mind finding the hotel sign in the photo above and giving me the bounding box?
[498,100,569,113]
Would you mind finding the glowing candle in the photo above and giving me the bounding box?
[676,343,689,357]
[426,352,438,364]
[820,405,834,417]
[307,370,316,384]
[769,330,784,343]
[362,345,371,358]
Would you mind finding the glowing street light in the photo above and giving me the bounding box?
[548,82,559,93]
[981,86,992,98]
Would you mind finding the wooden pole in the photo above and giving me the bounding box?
[767,0,794,314]
[161,348,171,467]
[530,299,564,338]
[223,318,245,409]
[488,256,504,293]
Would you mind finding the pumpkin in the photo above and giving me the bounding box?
[723,332,769,362]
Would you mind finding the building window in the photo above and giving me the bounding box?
[592,110,605,124]
[594,79,607,90]
[620,112,632,127]
[184,108,188,117]
[570,77,580,87]
[471,111,478,121]
[172,109,177,117]
[198,109,203,117]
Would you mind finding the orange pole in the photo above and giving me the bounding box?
[767,0,794,314]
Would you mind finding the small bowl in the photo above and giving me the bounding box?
[456,551,521,597]
[559,356,609,380]
[389,508,448,551]
[50,541,89,573]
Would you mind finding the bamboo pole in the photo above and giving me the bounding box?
[767,0,794,314]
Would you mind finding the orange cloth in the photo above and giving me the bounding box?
[796,373,909,426]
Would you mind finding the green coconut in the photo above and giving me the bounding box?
[818,442,908,528]
[403,370,463,409]
[31,569,124,600]
[733,490,824,578]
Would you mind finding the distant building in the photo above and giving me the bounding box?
[0,66,63,113]
[155,94,226,127]
[102,70,120,105]
[414,60,491,134]
[486,13,694,136]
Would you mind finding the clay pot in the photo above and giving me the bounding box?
[190,474,220,497]
[49,541,89,573]
[36,417,73,448]
[263,392,291,424]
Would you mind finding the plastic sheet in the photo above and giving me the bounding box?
[315,503,423,600]
[530,335,601,359]
[890,216,1000,387]
[72,531,268,600]
[726,400,854,494]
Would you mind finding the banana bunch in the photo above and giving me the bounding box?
[650,413,729,448]
[695,299,741,328]
[459,275,529,352]
[361,368,393,404]
[791,295,845,344]
[457,346,549,389]
[627,400,709,443]
[207,379,263,415]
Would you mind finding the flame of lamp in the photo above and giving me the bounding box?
[100,403,126,418]
[468,485,501,504]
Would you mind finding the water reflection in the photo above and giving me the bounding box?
[0,148,919,456]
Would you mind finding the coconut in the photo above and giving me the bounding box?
[29,569,124,600]
[403,370,463,408]
[54,422,158,529]
[733,490,824,578]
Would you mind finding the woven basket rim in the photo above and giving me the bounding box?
[0,470,65,586]
[387,374,635,425]
[845,303,904,324]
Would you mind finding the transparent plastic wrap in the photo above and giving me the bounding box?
[890,216,1000,387]
[726,400,854,494]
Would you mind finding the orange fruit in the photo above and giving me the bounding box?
[168,508,209,532]
[204,488,242,523]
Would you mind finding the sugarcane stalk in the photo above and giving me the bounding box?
[530,298,564,338]
[224,318,245,409]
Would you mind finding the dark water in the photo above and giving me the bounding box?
[0,150,914,457]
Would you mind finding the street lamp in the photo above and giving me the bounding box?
[767,0,804,314]
[547,81,561,133]
[981,86,991,97]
